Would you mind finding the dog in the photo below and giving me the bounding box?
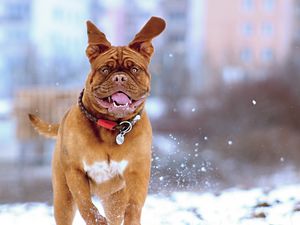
[29,17,166,225]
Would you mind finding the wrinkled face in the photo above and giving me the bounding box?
[86,46,151,118]
[84,17,165,119]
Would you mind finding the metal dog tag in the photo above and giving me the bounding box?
[116,133,125,145]
[115,121,133,145]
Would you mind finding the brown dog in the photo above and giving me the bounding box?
[29,17,165,225]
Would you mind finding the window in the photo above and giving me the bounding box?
[261,22,273,36]
[295,29,300,39]
[242,23,253,36]
[296,4,300,15]
[222,67,245,84]
[0,4,4,16]
[242,0,254,11]
[6,2,29,20]
[9,28,27,41]
[240,48,252,63]
[0,31,4,43]
[169,34,185,42]
[169,12,185,20]
[263,0,276,11]
[261,48,273,62]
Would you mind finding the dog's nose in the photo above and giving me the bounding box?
[112,74,127,84]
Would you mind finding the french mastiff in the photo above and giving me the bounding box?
[29,17,166,225]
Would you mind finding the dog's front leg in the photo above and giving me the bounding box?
[124,203,143,225]
[123,171,150,225]
[65,168,107,225]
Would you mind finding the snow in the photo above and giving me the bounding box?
[1,185,300,225]
[152,134,176,154]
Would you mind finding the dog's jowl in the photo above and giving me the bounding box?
[29,17,166,225]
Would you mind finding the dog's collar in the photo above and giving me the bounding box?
[78,89,142,144]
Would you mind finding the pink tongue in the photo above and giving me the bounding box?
[111,92,131,105]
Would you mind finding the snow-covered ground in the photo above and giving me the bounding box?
[1,185,300,225]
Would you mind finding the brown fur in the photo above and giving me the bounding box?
[28,114,59,138]
[29,17,165,225]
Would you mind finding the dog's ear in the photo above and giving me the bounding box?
[129,17,166,60]
[86,21,111,62]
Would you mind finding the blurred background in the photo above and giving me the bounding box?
[0,0,300,203]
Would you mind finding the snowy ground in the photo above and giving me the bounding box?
[1,185,300,225]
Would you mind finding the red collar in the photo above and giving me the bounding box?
[96,119,118,130]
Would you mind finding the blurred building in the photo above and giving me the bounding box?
[160,0,189,98]
[0,0,91,94]
[0,0,32,98]
[290,0,300,67]
[30,0,90,86]
[186,0,205,95]
[204,0,294,86]
[158,0,205,98]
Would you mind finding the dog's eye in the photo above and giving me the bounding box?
[99,66,110,75]
[130,66,139,74]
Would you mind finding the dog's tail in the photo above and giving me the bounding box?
[28,114,59,138]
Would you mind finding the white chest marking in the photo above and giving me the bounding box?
[83,160,128,184]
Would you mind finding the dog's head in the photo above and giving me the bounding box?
[83,17,166,120]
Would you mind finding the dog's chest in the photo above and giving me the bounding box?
[83,160,128,184]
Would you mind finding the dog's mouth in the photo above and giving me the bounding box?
[95,91,145,117]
